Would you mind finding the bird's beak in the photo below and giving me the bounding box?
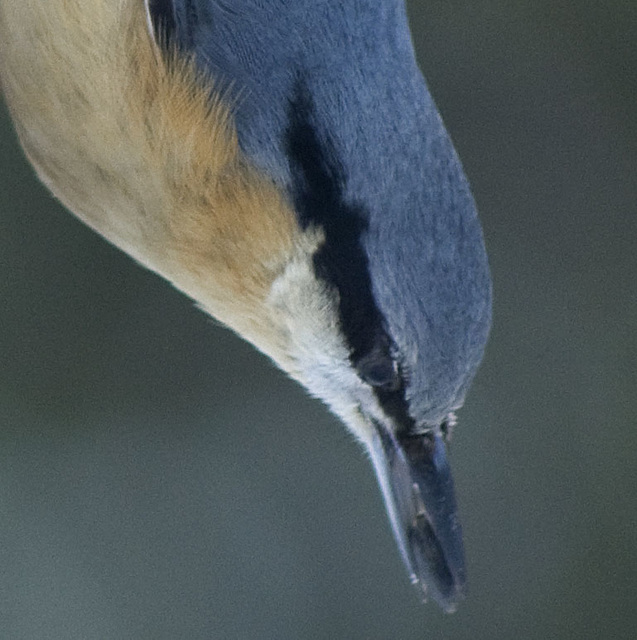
[369,424,466,612]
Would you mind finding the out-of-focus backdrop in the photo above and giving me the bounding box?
[1,2,635,638]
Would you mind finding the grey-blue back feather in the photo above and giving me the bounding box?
[159,0,492,426]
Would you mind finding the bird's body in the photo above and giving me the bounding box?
[0,0,491,612]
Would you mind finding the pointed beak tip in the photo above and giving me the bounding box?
[441,600,460,615]
[411,571,466,613]
[369,425,468,613]
[436,580,467,614]
[417,565,467,613]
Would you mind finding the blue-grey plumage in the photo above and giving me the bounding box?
[0,0,491,614]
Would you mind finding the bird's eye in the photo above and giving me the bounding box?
[356,348,400,391]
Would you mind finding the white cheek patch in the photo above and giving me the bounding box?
[267,249,391,444]
[269,253,348,382]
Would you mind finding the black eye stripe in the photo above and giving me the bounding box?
[285,80,385,365]
[285,80,420,431]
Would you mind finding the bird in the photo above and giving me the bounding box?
[0,0,491,613]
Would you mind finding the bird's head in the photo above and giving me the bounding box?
[256,80,492,611]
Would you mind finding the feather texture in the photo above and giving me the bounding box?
[0,0,324,363]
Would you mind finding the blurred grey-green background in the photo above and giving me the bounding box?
[1,1,635,638]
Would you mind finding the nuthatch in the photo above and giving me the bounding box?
[0,0,491,612]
